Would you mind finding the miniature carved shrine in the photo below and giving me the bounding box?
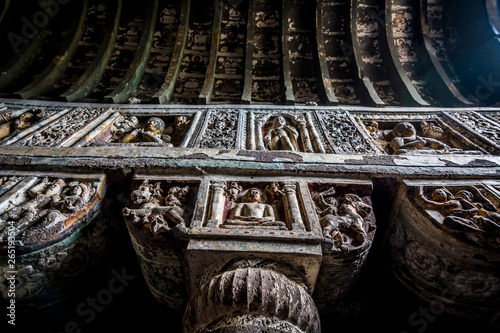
[0,1,500,332]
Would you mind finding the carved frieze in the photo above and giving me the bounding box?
[0,108,61,145]
[0,176,102,247]
[87,112,197,147]
[359,118,485,155]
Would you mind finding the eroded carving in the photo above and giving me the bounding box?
[123,180,192,235]
[416,185,500,250]
[365,119,483,155]
[225,186,287,229]
[0,178,96,246]
[314,187,373,251]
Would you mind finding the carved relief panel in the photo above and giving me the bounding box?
[387,179,500,320]
[12,107,111,147]
[204,180,308,232]
[443,111,500,155]
[195,109,242,149]
[316,109,378,154]
[0,171,109,308]
[354,112,488,155]
[122,176,202,309]
[85,111,200,148]
[0,107,67,145]
[247,110,327,153]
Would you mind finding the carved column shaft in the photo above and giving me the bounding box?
[248,111,255,150]
[207,181,227,227]
[299,121,314,153]
[306,113,325,153]
[282,182,305,231]
[256,119,265,150]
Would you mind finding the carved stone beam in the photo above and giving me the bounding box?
[154,0,191,103]
[105,0,159,104]
[16,0,89,99]
[282,182,305,231]
[206,181,227,227]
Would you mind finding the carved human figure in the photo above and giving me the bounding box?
[123,182,190,234]
[384,122,461,155]
[57,181,94,214]
[264,116,299,151]
[111,115,140,140]
[121,117,173,146]
[417,186,500,241]
[24,181,95,240]
[0,178,66,240]
[0,112,35,140]
[226,188,285,228]
[265,182,284,203]
[420,121,444,139]
[315,188,372,250]
[226,182,242,201]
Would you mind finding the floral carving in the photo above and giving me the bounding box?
[199,110,238,149]
[15,108,105,147]
[317,110,376,154]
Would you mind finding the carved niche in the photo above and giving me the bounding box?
[248,111,326,153]
[205,181,307,231]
